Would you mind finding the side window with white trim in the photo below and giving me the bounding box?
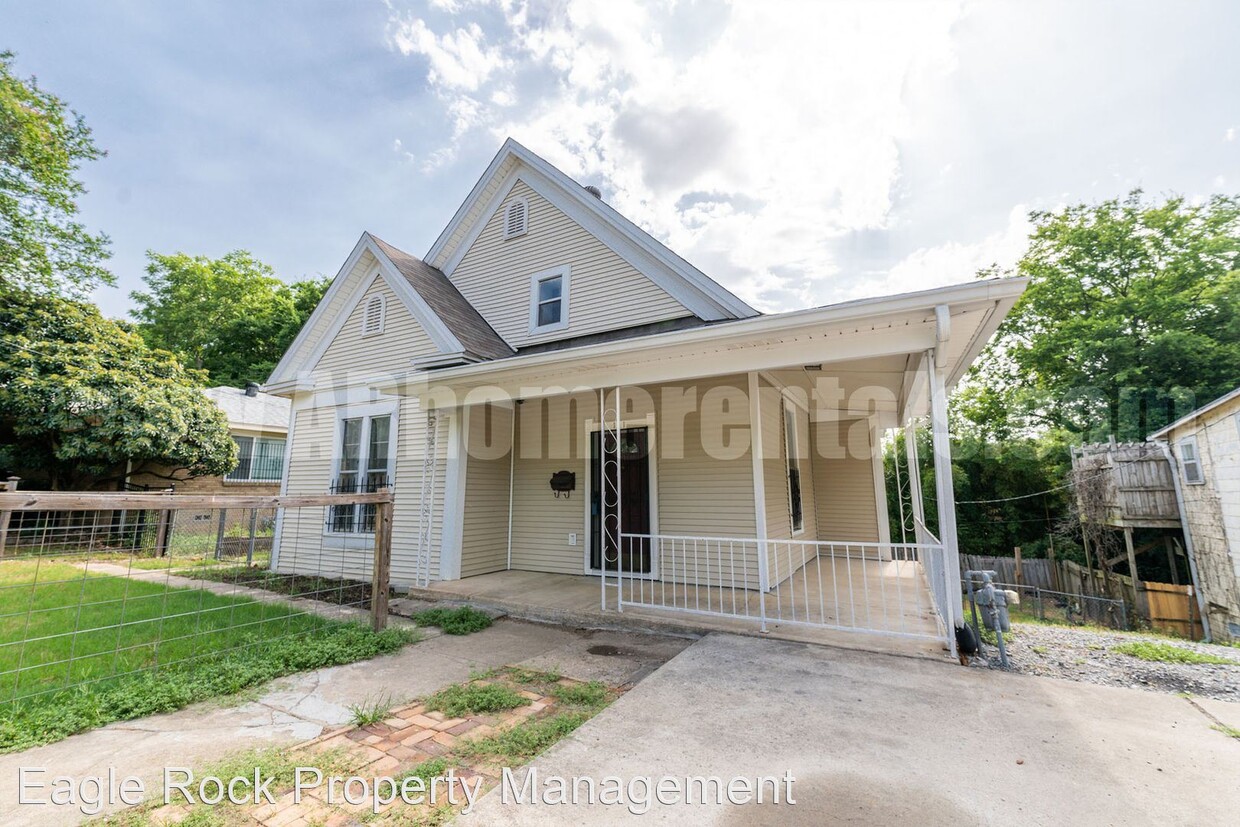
[328,412,393,533]
[1178,435,1204,484]
[529,266,569,334]
[362,294,385,337]
[503,198,528,239]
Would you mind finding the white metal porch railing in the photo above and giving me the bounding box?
[611,533,953,643]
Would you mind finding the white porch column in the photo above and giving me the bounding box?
[438,407,467,582]
[927,356,963,627]
[747,372,770,601]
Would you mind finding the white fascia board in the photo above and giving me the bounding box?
[1148,385,1240,441]
[272,235,466,387]
[267,234,374,384]
[391,277,1028,391]
[426,139,518,268]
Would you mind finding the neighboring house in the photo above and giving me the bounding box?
[264,139,1026,650]
[128,383,290,495]
[1148,386,1240,641]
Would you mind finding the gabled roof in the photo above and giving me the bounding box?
[425,138,758,321]
[1148,384,1240,440]
[265,233,513,388]
[369,234,512,361]
[203,386,290,432]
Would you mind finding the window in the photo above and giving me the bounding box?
[1178,436,1204,484]
[529,266,570,333]
[784,399,804,533]
[503,198,528,239]
[328,412,393,533]
[226,436,285,482]
[361,294,385,336]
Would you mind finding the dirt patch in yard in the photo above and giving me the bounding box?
[968,622,1240,701]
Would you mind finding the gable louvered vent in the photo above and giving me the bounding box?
[362,294,385,336]
[503,198,529,239]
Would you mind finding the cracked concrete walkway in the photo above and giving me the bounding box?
[0,620,691,826]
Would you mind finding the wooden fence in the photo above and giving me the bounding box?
[964,553,1203,640]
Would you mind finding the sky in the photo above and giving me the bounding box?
[3,0,1239,319]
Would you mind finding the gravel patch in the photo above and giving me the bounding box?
[966,622,1240,701]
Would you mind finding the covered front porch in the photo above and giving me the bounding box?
[405,568,945,658]
[383,280,1026,658]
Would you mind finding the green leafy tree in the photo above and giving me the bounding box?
[0,51,111,296]
[0,284,236,489]
[130,250,328,386]
[966,191,1240,441]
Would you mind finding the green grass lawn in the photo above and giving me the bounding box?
[0,559,416,752]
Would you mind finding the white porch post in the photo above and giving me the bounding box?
[927,356,963,628]
[439,406,467,582]
[747,372,769,631]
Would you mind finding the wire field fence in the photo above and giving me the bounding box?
[0,489,393,710]
[979,583,1129,631]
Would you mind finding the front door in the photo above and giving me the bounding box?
[590,427,652,573]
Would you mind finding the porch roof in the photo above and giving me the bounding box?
[374,276,1027,418]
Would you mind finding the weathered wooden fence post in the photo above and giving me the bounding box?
[215,508,228,560]
[370,487,394,631]
[154,487,175,557]
[0,476,19,558]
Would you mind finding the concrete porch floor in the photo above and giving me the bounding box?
[402,569,948,660]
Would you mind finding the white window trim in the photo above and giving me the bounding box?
[502,197,529,240]
[361,293,386,337]
[225,435,286,483]
[326,400,399,536]
[783,396,805,536]
[528,265,570,336]
[1178,435,1204,485]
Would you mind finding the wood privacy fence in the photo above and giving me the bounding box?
[963,553,1204,639]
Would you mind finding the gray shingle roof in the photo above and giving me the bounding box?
[203,387,290,433]
[368,234,514,361]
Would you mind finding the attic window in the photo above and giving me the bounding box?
[362,294,385,337]
[503,198,529,239]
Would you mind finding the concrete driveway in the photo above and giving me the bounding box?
[461,633,1240,826]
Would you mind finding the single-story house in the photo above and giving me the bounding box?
[1149,385,1240,640]
[264,139,1026,653]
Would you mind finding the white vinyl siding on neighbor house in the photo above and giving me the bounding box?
[459,404,514,578]
[809,419,881,543]
[449,181,692,348]
[312,275,440,378]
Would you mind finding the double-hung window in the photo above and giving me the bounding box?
[329,412,393,533]
[226,436,285,482]
[784,399,804,534]
[1178,436,1204,485]
[530,266,569,334]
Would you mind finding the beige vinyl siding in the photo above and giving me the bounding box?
[505,377,758,585]
[432,155,519,268]
[810,419,880,543]
[312,276,440,379]
[459,404,513,578]
[758,380,819,586]
[276,397,446,587]
[450,181,692,349]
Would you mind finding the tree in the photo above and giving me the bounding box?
[0,51,111,297]
[0,283,236,489]
[130,250,329,386]
[965,191,1240,441]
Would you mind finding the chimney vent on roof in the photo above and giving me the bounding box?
[584,185,602,200]
[245,382,260,397]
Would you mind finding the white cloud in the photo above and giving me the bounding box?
[870,205,1033,299]
[387,0,979,310]
[1226,127,1236,142]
